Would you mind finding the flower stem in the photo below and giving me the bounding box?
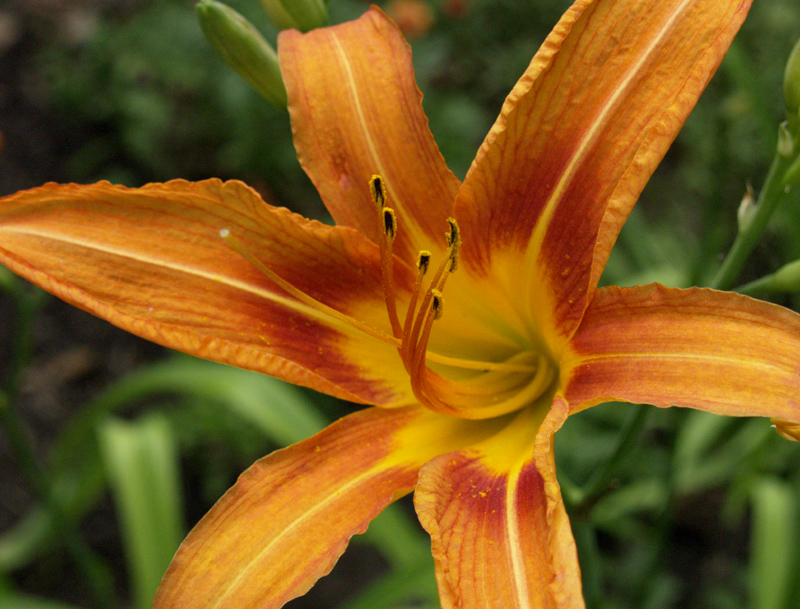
[710,142,797,291]
[569,403,650,510]
[736,258,800,296]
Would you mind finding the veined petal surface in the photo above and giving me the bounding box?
[415,399,584,609]
[563,285,800,421]
[0,179,416,406]
[154,405,510,609]
[454,0,751,349]
[280,7,460,262]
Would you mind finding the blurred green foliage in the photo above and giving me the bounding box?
[1,1,800,608]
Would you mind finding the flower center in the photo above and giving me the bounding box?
[220,176,556,420]
[369,175,556,419]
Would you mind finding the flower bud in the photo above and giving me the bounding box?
[196,0,287,107]
[777,121,794,158]
[784,37,800,115]
[770,258,800,293]
[258,0,327,32]
[736,183,756,234]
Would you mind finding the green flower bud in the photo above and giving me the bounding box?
[771,258,800,292]
[737,183,756,234]
[259,0,327,32]
[777,121,795,158]
[258,0,296,30]
[784,37,800,115]
[196,0,287,107]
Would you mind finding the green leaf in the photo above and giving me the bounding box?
[0,356,326,572]
[672,411,769,494]
[749,477,797,609]
[356,503,430,569]
[98,414,184,609]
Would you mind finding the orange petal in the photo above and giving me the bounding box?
[0,179,415,406]
[279,7,461,262]
[454,0,751,346]
[563,284,800,423]
[415,398,584,609]
[154,405,510,609]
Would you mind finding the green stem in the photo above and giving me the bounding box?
[572,520,604,609]
[736,258,800,296]
[710,149,796,291]
[736,275,777,296]
[570,403,650,509]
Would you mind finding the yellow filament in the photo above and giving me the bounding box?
[400,251,430,361]
[372,180,402,338]
[403,241,454,359]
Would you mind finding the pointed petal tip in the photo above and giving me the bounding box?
[565,285,800,422]
[0,178,418,406]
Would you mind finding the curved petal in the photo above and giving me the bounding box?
[453,0,751,348]
[415,398,584,609]
[0,179,416,406]
[154,405,511,609]
[279,7,461,263]
[562,284,800,422]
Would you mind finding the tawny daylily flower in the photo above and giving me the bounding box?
[1,0,798,607]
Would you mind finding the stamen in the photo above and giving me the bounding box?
[422,353,539,372]
[398,250,430,364]
[446,217,460,247]
[369,176,403,338]
[369,174,386,208]
[410,290,445,403]
[417,251,431,276]
[401,219,460,367]
[423,354,556,416]
[445,217,460,272]
[430,289,444,320]
[383,208,397,242]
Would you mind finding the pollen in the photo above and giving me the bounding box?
[417,250,431,275]
[445,217,460,272]
[383,208,397,241]
[430,289,444,320]
[369,174,386,208]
